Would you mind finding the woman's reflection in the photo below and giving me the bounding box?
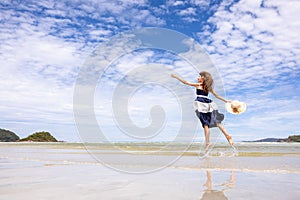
[201,171,235,200]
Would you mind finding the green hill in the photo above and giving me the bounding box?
[0,128,20,142]
[18,131,58,142]
[245,135,300,142]
[286,135,300,142]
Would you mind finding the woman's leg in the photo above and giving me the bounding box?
[203,125,210,152]
[217,123,234,146]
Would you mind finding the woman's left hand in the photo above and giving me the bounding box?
[171,74,178,78]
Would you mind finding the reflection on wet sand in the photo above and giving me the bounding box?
[201,171,235,200]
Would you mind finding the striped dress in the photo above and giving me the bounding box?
[193,89,224,128]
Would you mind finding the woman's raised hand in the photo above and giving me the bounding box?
[171,74,178,78]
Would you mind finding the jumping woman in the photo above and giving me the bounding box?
[171,71,234,152]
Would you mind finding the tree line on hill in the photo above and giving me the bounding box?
[0,128,58,142]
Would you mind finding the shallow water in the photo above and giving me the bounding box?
[0,142,299,199]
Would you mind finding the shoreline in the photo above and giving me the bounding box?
[1,142,300,173]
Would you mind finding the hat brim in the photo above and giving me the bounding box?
[225,101,247,115]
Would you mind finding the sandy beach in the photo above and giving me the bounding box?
[0,142,299,200]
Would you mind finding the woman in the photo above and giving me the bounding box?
[171,71,234,151]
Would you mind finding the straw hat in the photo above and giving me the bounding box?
[225,100,247,115]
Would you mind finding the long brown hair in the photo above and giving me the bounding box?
[199,71,214,94]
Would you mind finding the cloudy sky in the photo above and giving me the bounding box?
[1,0,299,142]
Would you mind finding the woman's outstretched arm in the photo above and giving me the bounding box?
[171,74,200,87]
[211,89,230,103]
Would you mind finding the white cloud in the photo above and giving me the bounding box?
[178,7,197,16]
[167,0,209,7]
[198,0,300,89]
[190,0,210,7]
[173,1,186,6]
[167,0,185,7]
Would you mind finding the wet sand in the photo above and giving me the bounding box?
[0,142,299,200]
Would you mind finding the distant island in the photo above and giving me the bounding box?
[0,128,20,142]
[244,135,300,143]
[18,131,58,142]
[0,128,58,142]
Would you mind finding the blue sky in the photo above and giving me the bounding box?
[1,0,300,142]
